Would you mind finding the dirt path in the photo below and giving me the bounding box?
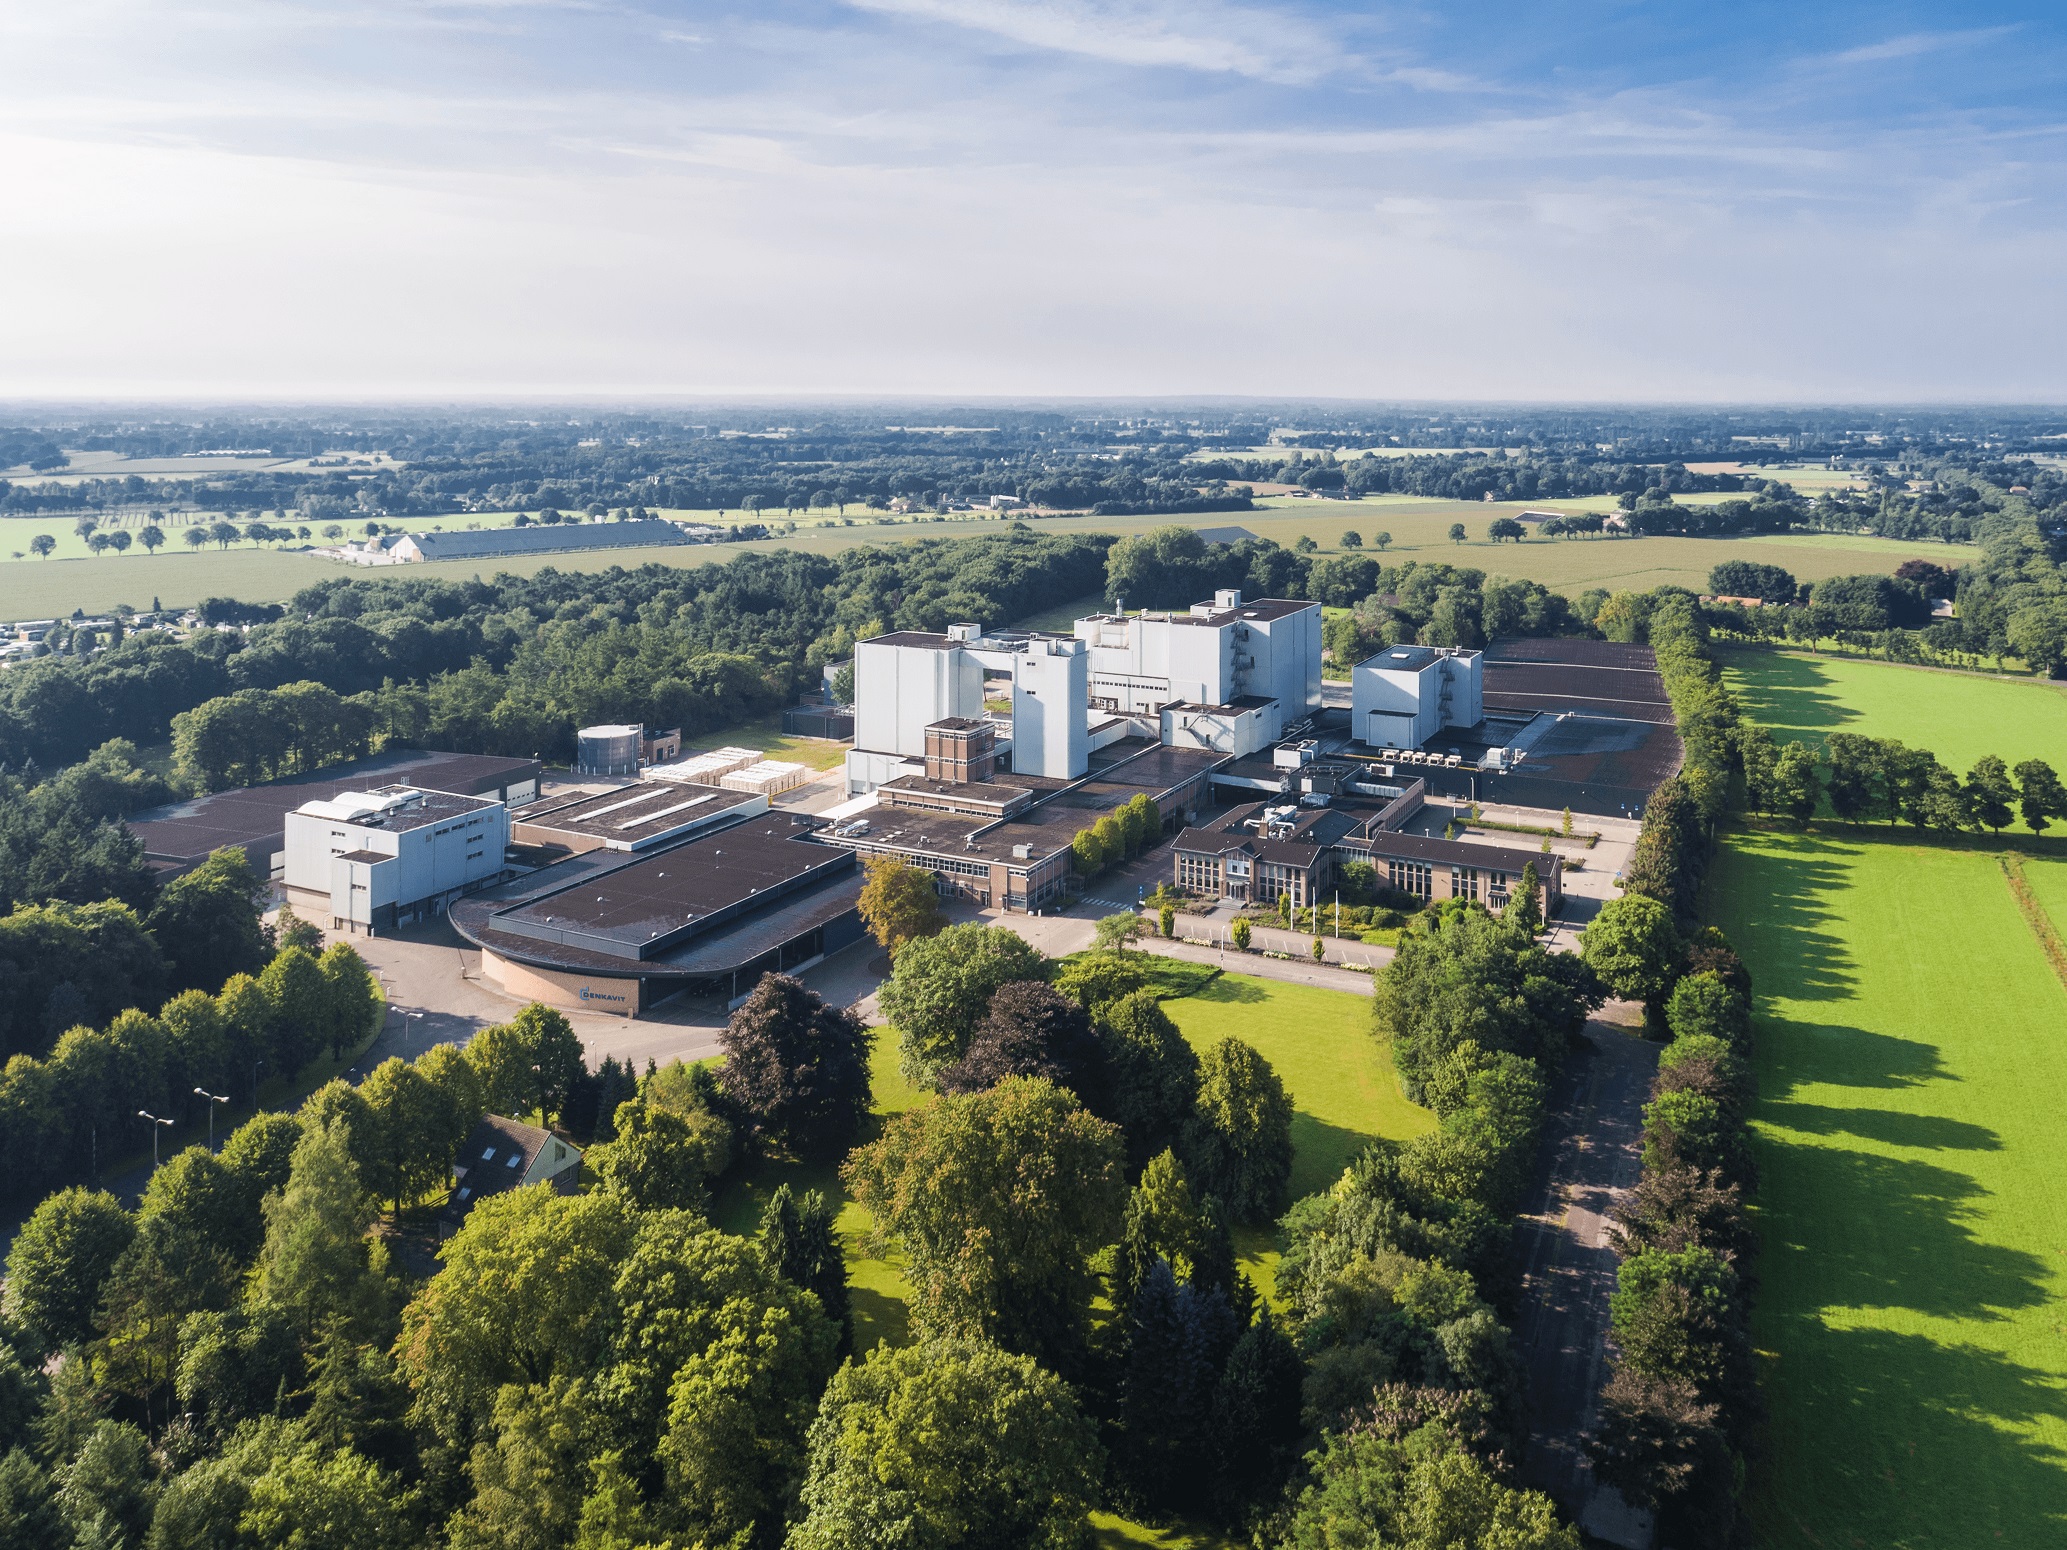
[1511,1004,1659,1549]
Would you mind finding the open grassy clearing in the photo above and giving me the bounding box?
[674,708,849,771]
[1162,973,1432,1302]
[2013,852,2067,950]
[1719,647,2067,772]
[1708,827,2067,1550]
[1089,1512,1240,1549]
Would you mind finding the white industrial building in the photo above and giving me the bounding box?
[1350,645,1484,750]
[1072,590,1322,743]
[283,785,511,935]
[843,591,1323,794]
[846,625,1095,790]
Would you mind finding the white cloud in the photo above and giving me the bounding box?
[840,0,1338,82]
[1825,27,2016,67]
[0,1,2061,397]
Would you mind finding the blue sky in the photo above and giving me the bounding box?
[2,1,2063,399]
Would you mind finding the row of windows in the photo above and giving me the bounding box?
[1387,859,1433,899]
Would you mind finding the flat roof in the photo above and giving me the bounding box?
[297,787,500,834]
[1481,638,1674,725]
[1363,644,1441,671]
[926,717,992,732]
[510,781,759,845]
[861,630,955,650]
[878,776,1032,804]
[130,750,540,870]
[487,816,852,961]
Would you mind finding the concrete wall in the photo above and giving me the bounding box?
[482,949,646,1014]
[1011,639,1089,778]
[1249,605,1324,719]
[285,798,509,916]
[854,639,983,757]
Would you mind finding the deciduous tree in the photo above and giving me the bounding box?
[1183,1037,1293,1224]
[844,1076,1124,1370]
[856,855,943,958]
[788,1336,1102,1550]
[876,923,1049,1084]
[940,980,1100,1102]
[718,972,871,1156]
[3,1187,133,1351]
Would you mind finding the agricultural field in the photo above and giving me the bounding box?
[1708,828,2067,1550]
[1719,647,2067,774]
[0,489,1973,622]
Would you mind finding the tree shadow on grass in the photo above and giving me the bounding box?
[1759,1016,1953,1102]
[1716,647,1857,745]
[1718,833,1859,1004]
[1187,974,1270,1004]
[1758,1100,1999,1153]
[1753,1136,2049,1325]
[848,1282,911,1353]
[1755,1321,2067,1550]
[1287,1113,1372,1202]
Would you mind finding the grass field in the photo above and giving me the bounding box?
[2014,852,2067,951]
[1708,828,2067,1549]
[0,492,1974,622]
[676,709,849,772]
[1719,647,2067,772]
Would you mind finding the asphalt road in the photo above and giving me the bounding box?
[1511,1002,1660,1550]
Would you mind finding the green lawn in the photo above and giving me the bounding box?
[675,709,850,772]
[2014,852,2067,949]
[1719,647,2067,773]
[1708,827,2067,1549]
[1160,974,1433,1303]
[707,1035,928,1354]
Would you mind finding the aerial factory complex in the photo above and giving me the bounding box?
[124,591,1677,1015]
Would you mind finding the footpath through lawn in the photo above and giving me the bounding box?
[1709,827,2067,1549]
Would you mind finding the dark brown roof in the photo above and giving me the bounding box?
[1482,637,1673,725]
[1345,829,1563,876]
[130,749,539,871]
[444,1115,579,1222]
[862,631,956,649]
[487,816,853,961]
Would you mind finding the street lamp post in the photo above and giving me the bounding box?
[194,1087,229,1148]
[137,1109,173,1169]
[252,1059,265,1105]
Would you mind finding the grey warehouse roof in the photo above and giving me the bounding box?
[403,519,695,562]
